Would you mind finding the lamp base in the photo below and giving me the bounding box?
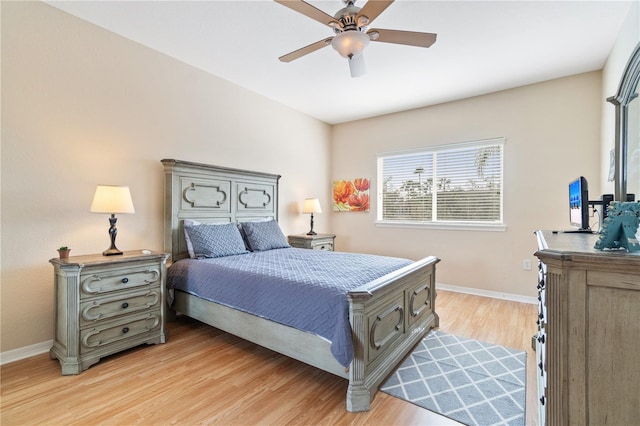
[103,214,124,256]
[102,248,123,256]
[306,212,317,236]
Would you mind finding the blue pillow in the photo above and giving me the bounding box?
[182,219,202,258]
[184,222,248,258]
[241,219,290,251]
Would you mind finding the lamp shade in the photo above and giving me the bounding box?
[302,198,322,214]
[331,30,370,59]
[90,185,135,214]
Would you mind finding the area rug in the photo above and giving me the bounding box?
[381,330,526,426]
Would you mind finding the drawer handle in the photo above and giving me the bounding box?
[537,334,545,344]
[122,302,129,309]
[122,327,130,334]
[540,395,546,405]
[121,277,129,284]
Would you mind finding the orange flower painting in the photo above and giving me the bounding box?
[333,178,370,212]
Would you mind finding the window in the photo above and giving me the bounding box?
[377,138,505,230]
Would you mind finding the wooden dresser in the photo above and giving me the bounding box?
[534,230,640,425]
[50,251,169,374]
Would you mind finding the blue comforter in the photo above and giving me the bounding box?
[167,247,412,366]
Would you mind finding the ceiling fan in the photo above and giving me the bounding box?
[274,0,437,78]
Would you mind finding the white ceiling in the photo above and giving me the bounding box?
[47,0,634,124]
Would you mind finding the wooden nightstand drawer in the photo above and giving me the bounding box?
[80,311,162,352]
[80,288,161,326]
[80,263,162,299]
[312,241,333,251]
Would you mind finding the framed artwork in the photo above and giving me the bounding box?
[333,178,370,212]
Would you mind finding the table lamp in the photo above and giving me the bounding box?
[302,198,322,236]
[90,185,135,255]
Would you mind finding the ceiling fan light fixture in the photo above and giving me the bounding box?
[274,0,437,76]
[348,54,366,78]
[331,30,369,59]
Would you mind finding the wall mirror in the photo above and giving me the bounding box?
[629,92,639,201]
[608,42,640,201]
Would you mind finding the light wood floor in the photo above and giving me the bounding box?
[1,290,538,425]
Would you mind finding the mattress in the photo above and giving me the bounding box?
[166,247,413,366]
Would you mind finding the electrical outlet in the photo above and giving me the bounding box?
[523,259,532,271]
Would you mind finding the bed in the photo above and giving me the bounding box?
[162,159,440,412]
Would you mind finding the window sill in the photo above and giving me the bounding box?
[375,220,507,232]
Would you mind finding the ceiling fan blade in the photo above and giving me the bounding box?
[368,28,437,48]
[348,54,366,78]
[279,37,333,62]
[356,0,394,25]
[274,0,339,28]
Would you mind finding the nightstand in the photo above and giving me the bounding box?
[50,250,169,375]
[288,233,335,251]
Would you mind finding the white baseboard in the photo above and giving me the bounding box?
[437,282,538,305]
[1,340,52,366]
[1,284,535,365]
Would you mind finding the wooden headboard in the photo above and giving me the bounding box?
[161,159,281,262]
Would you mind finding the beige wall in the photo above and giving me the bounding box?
[331,72,603,298]
[600,2,639,193]
[0,1,629,355]
[0,2,331,352]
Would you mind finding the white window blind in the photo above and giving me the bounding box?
[377,138,504,227]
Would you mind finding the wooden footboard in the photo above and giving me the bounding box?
[347,255,440,412]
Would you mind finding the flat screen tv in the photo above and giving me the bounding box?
[568,176,590,231]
